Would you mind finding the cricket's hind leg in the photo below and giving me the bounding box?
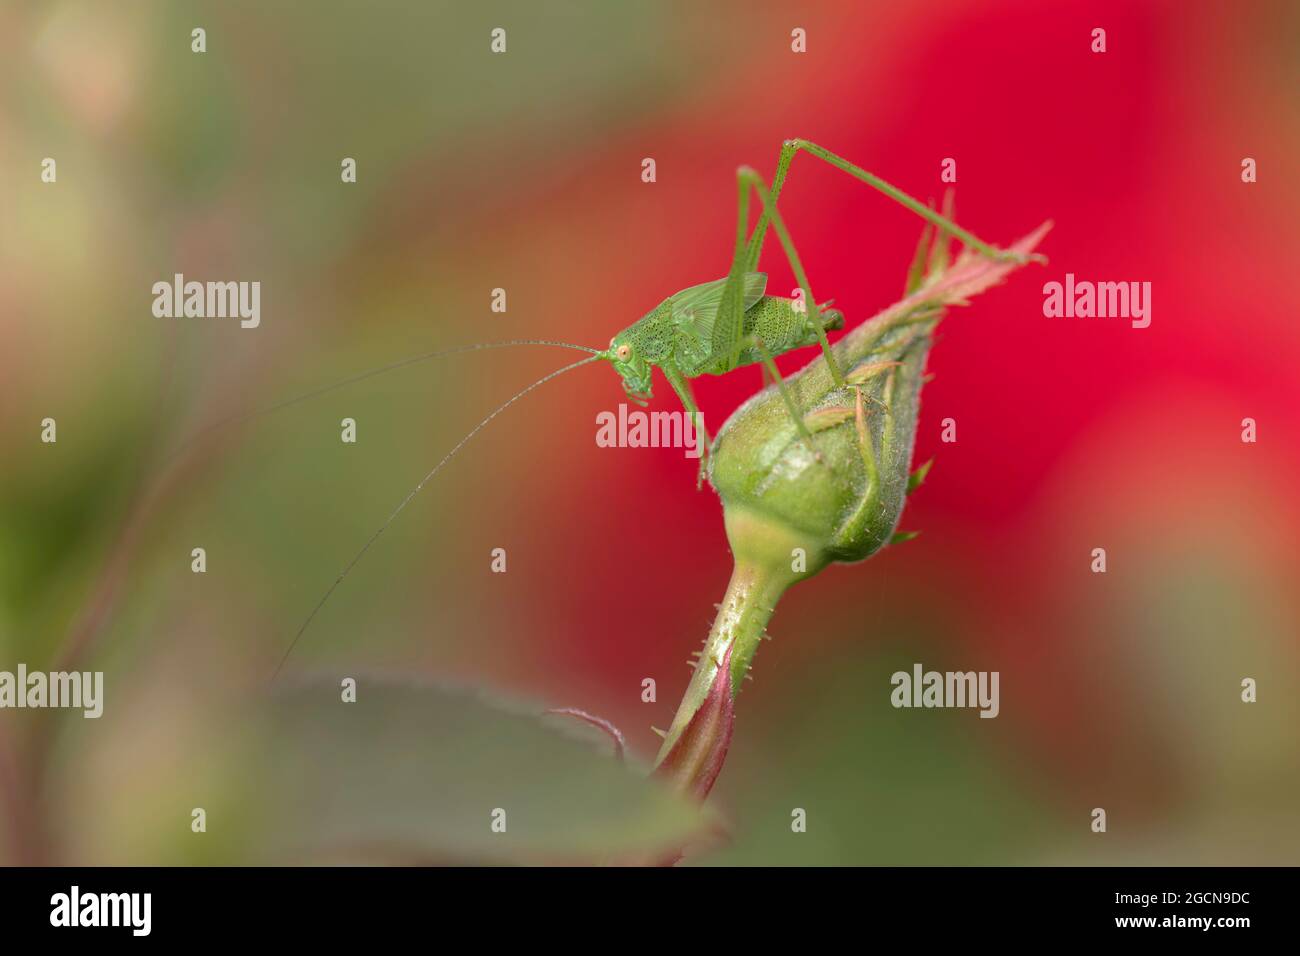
[733,166,847,387]
[744,139,1045,268]
[707,159,847,390]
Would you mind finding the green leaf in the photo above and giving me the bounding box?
[802,405,855,433]
[907,458,934,494]
[926,191,956,276]
[905,221,935,295]
[253,677,712,864]
[846,359,904,385]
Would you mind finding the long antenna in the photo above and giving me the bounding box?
[174,339,601,456]
[270,353,602,680]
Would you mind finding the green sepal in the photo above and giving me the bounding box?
[908,458,934,494]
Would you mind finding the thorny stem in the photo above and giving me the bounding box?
[653,508,806,796]
[651,223,1052,804]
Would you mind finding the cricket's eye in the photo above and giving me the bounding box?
[616,344,632,361]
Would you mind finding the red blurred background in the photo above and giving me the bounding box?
[2,0,1296,864]
[465,0,1300,861]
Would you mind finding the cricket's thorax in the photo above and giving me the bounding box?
[624,303,677,362]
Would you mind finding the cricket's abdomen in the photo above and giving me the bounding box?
[744,297,807,352]
[724,296,843,369]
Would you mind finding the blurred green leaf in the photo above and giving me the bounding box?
[256,676,711,864]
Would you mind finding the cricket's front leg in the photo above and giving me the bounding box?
[660,362,712,489]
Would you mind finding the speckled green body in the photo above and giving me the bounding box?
[604,272,844,405]
[625,295,843,374]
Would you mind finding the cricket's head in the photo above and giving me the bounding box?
[602,331,653,405]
